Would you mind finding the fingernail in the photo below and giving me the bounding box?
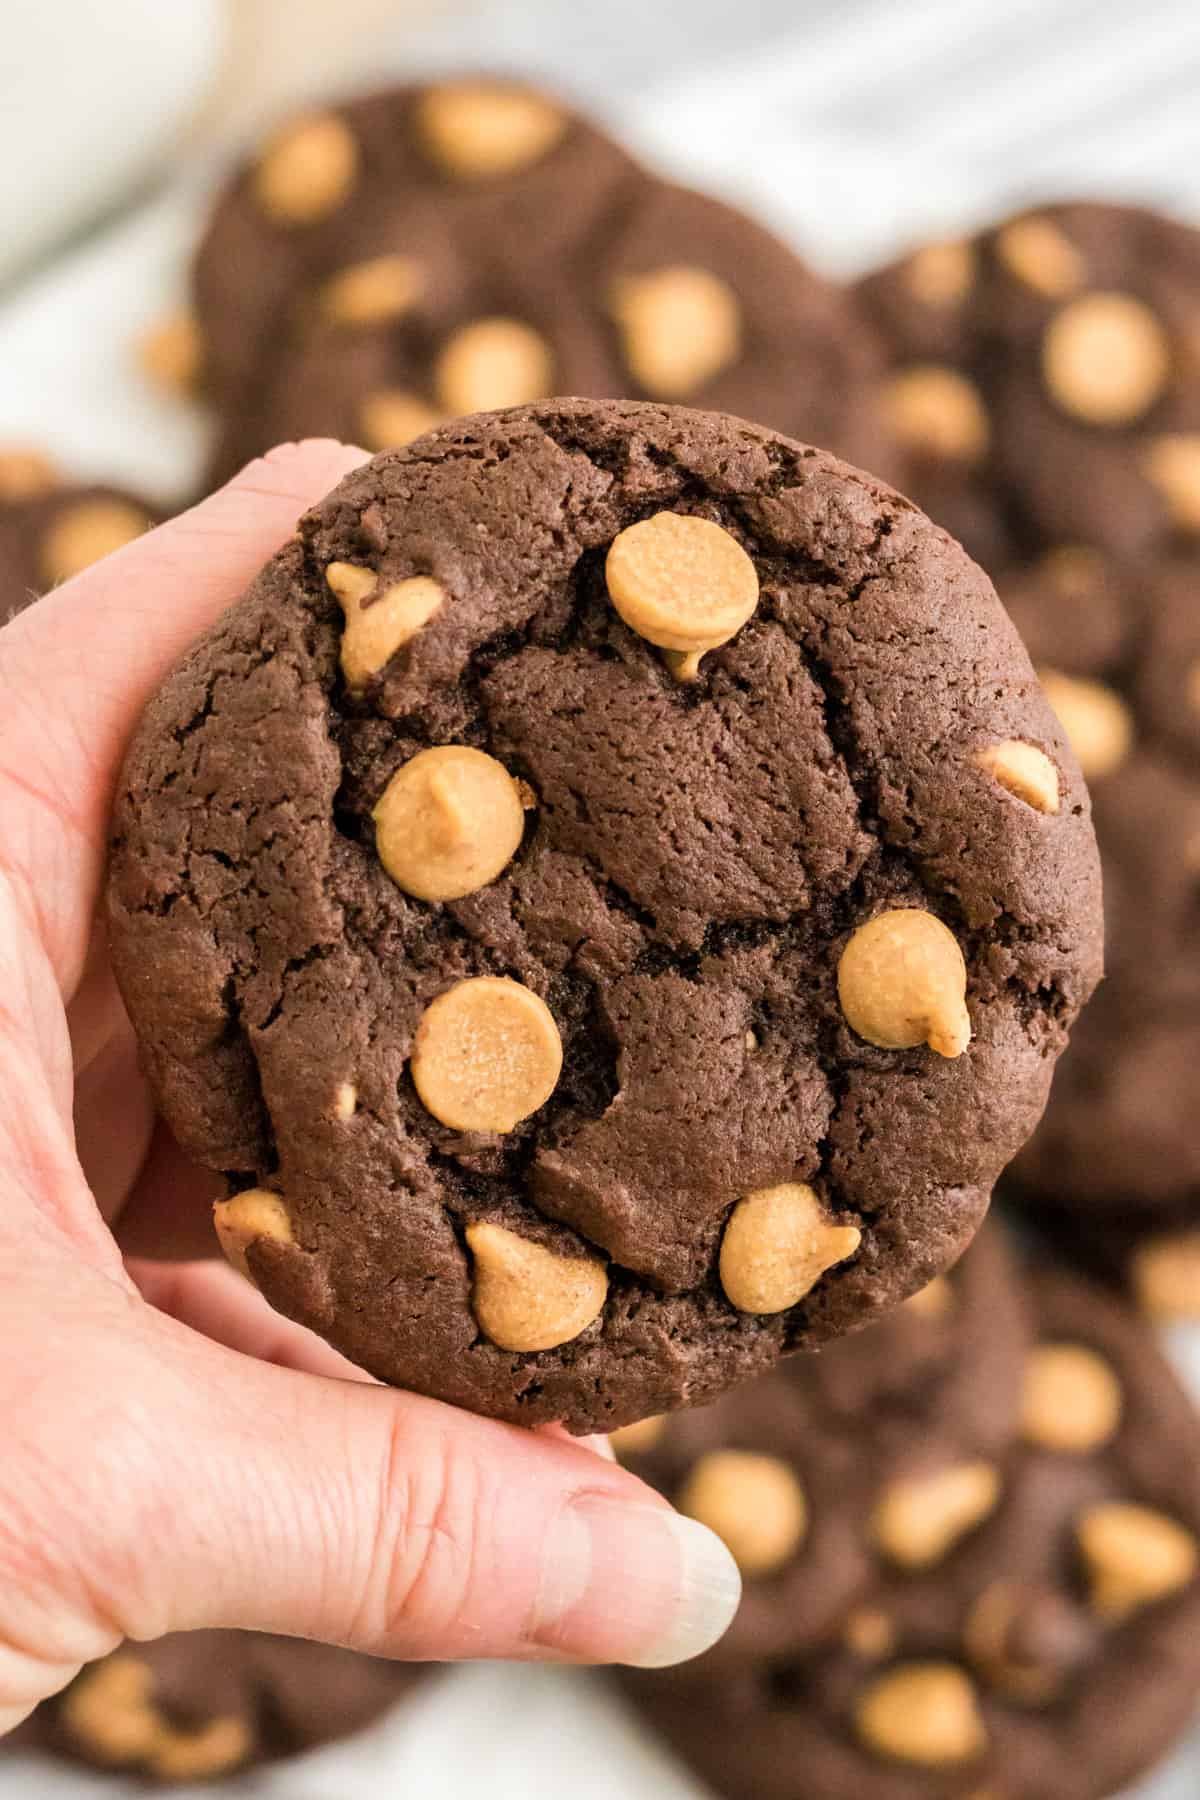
[532,1496,741,1667]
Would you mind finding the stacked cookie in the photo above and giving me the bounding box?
[0,447,154,620]
[618,1233,1200,1800]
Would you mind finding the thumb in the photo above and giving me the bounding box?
[114,1307,741,1670]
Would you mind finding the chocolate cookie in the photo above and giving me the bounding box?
[16,1632,425,1784]
[0,447,154,620]
[612,1224,1029,1665]
[998,550,1200,1299]
[624,1267,1200,1800]
[196,77,891,487]
[106,399,1101,1433]
[858,201,1200,568]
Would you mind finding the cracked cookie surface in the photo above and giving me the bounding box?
[107,399,1101,1431]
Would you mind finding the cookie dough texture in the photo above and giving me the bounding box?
[193,78,890,486]
[15,1631,424,1783]
[623,1268,1200,1800]
[0,454,154,620]
[107,399,1101,1433]
[1000,551,1200,1258]
[858,200,1200,568]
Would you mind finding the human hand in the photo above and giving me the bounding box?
[0,440,740,1732]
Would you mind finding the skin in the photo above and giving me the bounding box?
[0,440,739,1735]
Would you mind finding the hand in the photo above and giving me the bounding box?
[0,441,739,1731]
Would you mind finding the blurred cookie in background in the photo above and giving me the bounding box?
[1000,551,1200,1309]
[15,1631,428,1784]
[0,447,155,620]
[621,1265,1200,1800]
[858,201,1200,569]
[613,1225,1030,1667]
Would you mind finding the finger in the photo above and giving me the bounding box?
[0,440,368,995]
[103,1305,741,1670]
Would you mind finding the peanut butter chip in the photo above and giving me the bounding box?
[610,1415,666,1459]
[465,1220,606,1351]
[411,976,562,1132]
[332,1081,358,1120]
[359,389,443,451]
[1039,667,1133,779]
[1040,543,1105,597]
[903,240,975,307]
[1020,1343,1123,1452]
[874,1462,1001,1569]
[605,511,759,681]
[253,112,358,224]
[996,218,1086,297]
[838,909,971,1058]
[905,1274,955,1321]
[40,499,148,586]
[843,1607,897,1661]
[963,1581,1080,1705]
[213,1188,294,1282]
[719,1182,860,1314]
[1132,1230,1200,1322]
[373,746,526,901]
[60,1655,253,1779]
[325,562,445,688]
[320,255,424,324]
[972,740,1060,813]
[1042,292,1170,425]
[856,1663,987,1767]
[435,317,554,416]
[1078,1502,1198,1621]
[678,1450,807,1575]
[610,266,742,398]
[882,365,990,462]
[0,446,59,500]
[416,82,566,179]
[1143,433,1200,530]
[151,1717,254,1782]
[138,309,203,395]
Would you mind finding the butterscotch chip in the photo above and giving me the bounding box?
[678,1449,807,1575]
[150,1716,254,1782]
[320,255,424,325]
[138,309,203,395]
[963,1579,1090,1704]
[1039,543,1105,597]
[325,562,446,688]
[882,365,990,462]
[213,1188,294,1282]
[1038,667,1133,779]
[838,908,971,1058]
[465,1220,606,1351]
[873,1461,1000,1568]
[610,1414,666,1459]
[905,1273,955,1320]
[1078,1501,1198,1621]
[1042,292,1170,425]
[1132,1230,1200,1322]
[415,81,566,180]
[856,1662,986,1766]
[359,389,443,452]
[605,511,759,681]
[1020,1343,1123,1452]
[972,739,1060,813]
[331,1081,358,1120]
[0,445,60,500]
[1143,433,1200,530]
[40,499,148,585]
[719,1182,860,1314]
[996,217,1086,297]
[610,266,741,399]
[843,1607,897,1660]
[411,976,562,1132]
[253,112,358,224]
[903,240,975,307]
[61,1655,161,1764]
[373,746,526,901]
[435,317,554,417]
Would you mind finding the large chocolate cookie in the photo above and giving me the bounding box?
[16,1632,425,1784]
[999,550,1200,1303]
[858,201,1200,568]
[624,1267,1200,1800]
[195,77,890,486]
[612,1225,1030,1666]
[0,448,154,620]
[106,399,1101,1433]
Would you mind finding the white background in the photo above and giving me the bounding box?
[1,0,1199,1793]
